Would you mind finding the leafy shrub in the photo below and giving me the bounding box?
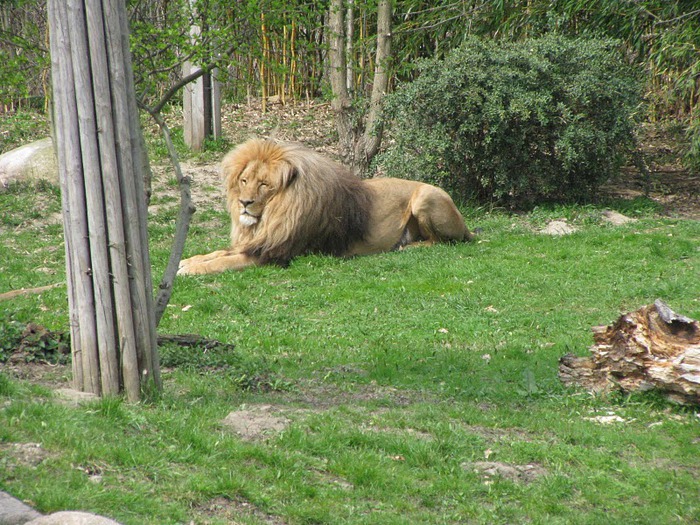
[378,35,642,207]
[0,319,70,365]
[0,319,25,363]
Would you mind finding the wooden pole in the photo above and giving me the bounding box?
[112,0,161,392]
[48,0,160,401]
[48,0,96,393]
[183,0,221,151]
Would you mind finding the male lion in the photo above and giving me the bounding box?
[177,139,473,275]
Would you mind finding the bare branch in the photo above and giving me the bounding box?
[142,109,196,327]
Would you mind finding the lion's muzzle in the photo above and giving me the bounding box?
[239,211,259,227]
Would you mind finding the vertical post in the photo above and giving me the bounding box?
[48,0,160,401]
[183,0,221,151]
[211,68,222,139]
[183,59,206,149]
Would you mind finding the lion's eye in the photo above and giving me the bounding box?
[240,178,247,186]
[259,182,268,189]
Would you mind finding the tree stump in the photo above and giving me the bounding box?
[559,300,700,405]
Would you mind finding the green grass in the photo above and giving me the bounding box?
[0,110,51,155]
[1,181,699,524]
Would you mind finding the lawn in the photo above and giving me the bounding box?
[1,168,699,525]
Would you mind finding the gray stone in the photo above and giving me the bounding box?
[0,491,42,525]
[53,388,99,407]
[25,512,122,525]
[0,138,58,188]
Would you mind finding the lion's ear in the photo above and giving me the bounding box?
[279,162,299,188]
[221,153,247,185]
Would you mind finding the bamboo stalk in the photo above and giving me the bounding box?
[290,21,297,101]
[261,11,267,112]
[282,23,287,104]
[346,0,354,93]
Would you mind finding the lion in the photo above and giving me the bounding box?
[177,138,473,275]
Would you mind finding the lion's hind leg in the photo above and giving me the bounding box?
[408,185,473,244]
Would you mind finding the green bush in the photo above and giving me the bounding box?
[378,35,643,207]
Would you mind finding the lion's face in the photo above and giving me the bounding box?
[230,159,290,227]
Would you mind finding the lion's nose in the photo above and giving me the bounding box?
[239,199,254,207]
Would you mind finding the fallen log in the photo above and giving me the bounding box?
[0,283,63,301]
[559,300,700,405]
[157,333,235,351]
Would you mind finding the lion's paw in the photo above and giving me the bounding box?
[177,258,206,276]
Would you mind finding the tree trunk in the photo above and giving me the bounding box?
[345,0,354,93]
[328,0,392,174]
[353,0,391,175]
[328,0,356,163]
[48,0,160,402]
[559,300,700,405]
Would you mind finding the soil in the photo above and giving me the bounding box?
[602,167,700,220]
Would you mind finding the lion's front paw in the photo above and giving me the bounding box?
[177,257,207,276]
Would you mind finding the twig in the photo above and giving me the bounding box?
[0,283,63,301]
[145,110,196,327]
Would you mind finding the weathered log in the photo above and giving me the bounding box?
[157,334,234,352]
[559,300,700,405]
[0,283,63,301]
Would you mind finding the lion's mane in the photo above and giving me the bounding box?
[221,139,372,266]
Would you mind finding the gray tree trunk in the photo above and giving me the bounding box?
[329,0,392,175]
[48,0,160,402]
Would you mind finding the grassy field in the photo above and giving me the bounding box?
[1,168,700,523]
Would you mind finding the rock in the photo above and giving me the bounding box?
[53,388,100,407]
[0,491,42,525]
[0,138,58,189]
[539,219,576,236]
[25,512,122,525]
[601,210,637,225]
[0,493,121,525]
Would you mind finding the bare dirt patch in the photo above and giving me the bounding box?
[221,404,294,441]
[462,461,549,484]
[602,168,700,219]
[196,495,288,525]
[601,123,699,219]
[0,442,52,471]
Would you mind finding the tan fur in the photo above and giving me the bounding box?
[178,139,473,275]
